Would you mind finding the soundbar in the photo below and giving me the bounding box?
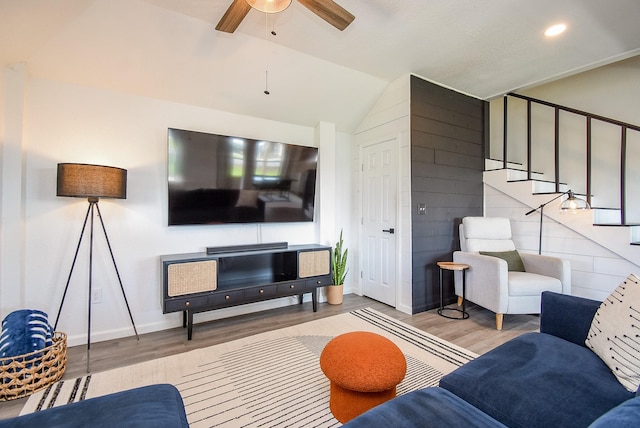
[206,242,289,255]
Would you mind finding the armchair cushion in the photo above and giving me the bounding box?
[461,217,516,253]
[479,250,525,271]
[520,253,571,291]
[453,252,564,315]
[586,273,640,393]
[507,271,562,296]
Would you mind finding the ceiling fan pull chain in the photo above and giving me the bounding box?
[264,70,270,95]
[264,12,270,95]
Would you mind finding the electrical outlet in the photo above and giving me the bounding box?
[91,288,103,304]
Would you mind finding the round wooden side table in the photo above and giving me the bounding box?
[437,261,470,320]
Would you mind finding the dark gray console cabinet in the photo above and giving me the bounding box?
[161,244,332,339]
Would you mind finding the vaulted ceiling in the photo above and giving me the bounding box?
[2,0,639,132]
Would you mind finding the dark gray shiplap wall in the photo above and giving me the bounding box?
[410,76,486,313]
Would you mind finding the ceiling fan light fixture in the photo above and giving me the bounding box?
[246,0,292,14]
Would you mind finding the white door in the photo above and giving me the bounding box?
[361,139,397,306]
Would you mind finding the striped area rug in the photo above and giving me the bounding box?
[21,308,476,427]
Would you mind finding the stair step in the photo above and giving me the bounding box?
[510,179,566,185]
[530,181,569,193]
[485,158,523,169]
[484,159,548,176]
[594,223,640,227]
[484,168,640,250]
[503,170,548,181]
[593,207,619,224]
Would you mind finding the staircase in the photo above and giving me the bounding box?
[486,94,640,270]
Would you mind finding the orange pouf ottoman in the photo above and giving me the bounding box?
[319,331,407,423]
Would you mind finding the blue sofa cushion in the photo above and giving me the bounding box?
[540,291,599,347]
[589,395,640,427]
[440,332,633,428]
[0,384,188,428]
[342,387,507,428]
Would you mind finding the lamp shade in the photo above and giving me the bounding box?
[246,0,291,13]
[560,191,590,213]
[57,163,127,199]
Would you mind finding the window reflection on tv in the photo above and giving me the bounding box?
[167,128,318,226]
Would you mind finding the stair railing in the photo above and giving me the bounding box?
[502,93,640,225]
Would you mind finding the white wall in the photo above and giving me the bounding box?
[316,121,356,301]
[0,64,27,313]
[485,182,640,301]
[490,56,640,218]
[10,0,386,134]
[353,74,412,314]
[519,56,640,220]
[491,56,640,155]
[519,56,640,127]
[0,71,352,346]
[487,57,640,299]
[0,0,371,347]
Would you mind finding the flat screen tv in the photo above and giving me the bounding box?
[167,128,318,226]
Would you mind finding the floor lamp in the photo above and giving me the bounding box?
[54,163,139,372]
[525,190,590,255]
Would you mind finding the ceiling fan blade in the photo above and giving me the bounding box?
[297,0,355,31]
[216,0,252,33]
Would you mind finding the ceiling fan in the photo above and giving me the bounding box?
[215,0,355,33]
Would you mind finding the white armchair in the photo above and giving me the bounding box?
[453,217,571,330]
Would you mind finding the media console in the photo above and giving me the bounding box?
[161,243,332,339]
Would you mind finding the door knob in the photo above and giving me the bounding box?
[382,228,395,234]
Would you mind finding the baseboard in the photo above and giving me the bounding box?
[65,297,306,347]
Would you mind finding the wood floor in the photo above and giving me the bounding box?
[0,294,540,420]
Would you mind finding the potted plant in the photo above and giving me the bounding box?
[327,229,348,305]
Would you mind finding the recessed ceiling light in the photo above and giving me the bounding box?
[545,23,567,37]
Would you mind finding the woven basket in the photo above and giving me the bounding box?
[0,331,67,401]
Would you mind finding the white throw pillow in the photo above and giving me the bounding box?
[585,273,640,392]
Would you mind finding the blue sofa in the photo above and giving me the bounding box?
[0,384,188,428]
[344,292,640,427]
